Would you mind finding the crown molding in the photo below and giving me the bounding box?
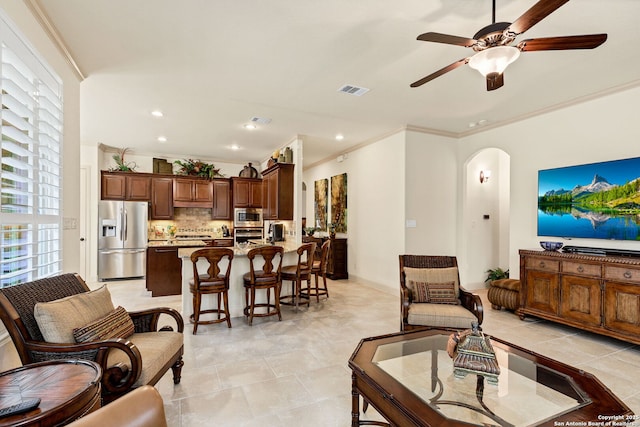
[24,0,85,80]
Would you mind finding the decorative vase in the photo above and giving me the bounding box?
[284,147,293,163]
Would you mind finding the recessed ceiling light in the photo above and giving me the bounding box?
[230,144,240,150]
[335,134,344,141]
[151,110,163,117]
[244,123,256,130]
[157,136,167,142]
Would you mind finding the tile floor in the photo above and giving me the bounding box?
[100,278,640,426]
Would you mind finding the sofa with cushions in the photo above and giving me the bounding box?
[0,273,184,403]
[400,255,483,331]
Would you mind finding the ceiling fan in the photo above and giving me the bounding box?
[411,0,607,91]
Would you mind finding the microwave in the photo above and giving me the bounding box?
[234,208,263,228]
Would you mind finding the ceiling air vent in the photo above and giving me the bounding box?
[337,84,370,96]
[250,116,272,124]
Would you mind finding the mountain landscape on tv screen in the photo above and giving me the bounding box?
[538,160,640,240]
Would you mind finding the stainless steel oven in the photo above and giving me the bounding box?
[234,208,263,228]
[234,228,264,244]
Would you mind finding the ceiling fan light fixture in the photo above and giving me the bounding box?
[468,46,520,77]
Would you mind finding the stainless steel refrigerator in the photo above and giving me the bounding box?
[98,201,148,280]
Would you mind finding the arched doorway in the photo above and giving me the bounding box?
[461,148,511,287]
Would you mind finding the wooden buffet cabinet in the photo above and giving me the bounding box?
[519,249,640,345]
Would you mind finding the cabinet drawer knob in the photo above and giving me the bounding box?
[539,261,546,268]
[577,266,584,273]
[624,271,633,279]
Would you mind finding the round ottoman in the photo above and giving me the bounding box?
[488,278,521,312]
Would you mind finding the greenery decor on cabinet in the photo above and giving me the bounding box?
[109,147,137,172]
[174,159,224,179]
[485,267,509,283]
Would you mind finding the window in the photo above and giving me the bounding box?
[0,14,63,287]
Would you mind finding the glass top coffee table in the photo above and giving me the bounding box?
[349,329,631,427]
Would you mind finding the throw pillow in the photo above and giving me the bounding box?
[73,306,135,343]
[404,266,460,297]
[412,281,460,304]
[413,281,430,302]
[34,285,115,343]
[426,281,459,305]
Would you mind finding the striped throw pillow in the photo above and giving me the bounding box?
[73,306,135,343]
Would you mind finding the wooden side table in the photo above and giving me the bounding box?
[0,360,101,426]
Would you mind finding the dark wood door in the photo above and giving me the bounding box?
[233,179,251,207]
[173,178,193,202]
[125,175,151,201]
[193,180,213,203]
[559,275,602,327]
[146,247,182,296]
[249,180,263,208]
[212,179,231,219]
[101,172,126,200]
[151,177,173,219]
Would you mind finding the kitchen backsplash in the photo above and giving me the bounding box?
[148,207,232,239]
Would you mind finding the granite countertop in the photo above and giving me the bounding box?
[177,240,300,258]
[148,240,207,248]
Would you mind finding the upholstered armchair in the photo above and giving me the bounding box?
[0,273,184,404]
[399,255,483,331]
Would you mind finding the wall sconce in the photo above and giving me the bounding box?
[480,170,491,184]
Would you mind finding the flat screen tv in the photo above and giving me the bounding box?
[538,157,640,241]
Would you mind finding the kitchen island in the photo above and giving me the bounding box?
[178,241,301,320]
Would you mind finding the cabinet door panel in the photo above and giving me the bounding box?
[250,181,263,208]
[126,175,151,201]
[233,180,251,207]
[560,275,601,326]
[101,173,126,200]
[173,179,193,202]
[193,181,213,202]
[525,270,559,315]
[212,180,231,219]
[604,282,640,335]
[151,177,173,219]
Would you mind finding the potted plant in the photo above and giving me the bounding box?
[485,267,509,283]
[109,148,137,172]
[174,159,224,179]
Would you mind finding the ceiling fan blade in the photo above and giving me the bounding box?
[410,58,469,88]
[417,32,476,47]
[517,34,607,51]
[486,73,504,91]
[508,0,570,35]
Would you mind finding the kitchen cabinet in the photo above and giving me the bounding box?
[101,171,151,201]
[232,177,262,208]
[151,176,174,219]
[519,249,640,345]
[261,163,294,220]
[212,179,232,219]
[146,246,182,296]
[173,177,213,208]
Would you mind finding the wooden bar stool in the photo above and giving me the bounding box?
[189,248,234,334]
[301,239,331,302]
[280,242,316,310]
[243,245,284,326]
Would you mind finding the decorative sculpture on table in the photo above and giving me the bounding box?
[449,321,500,385]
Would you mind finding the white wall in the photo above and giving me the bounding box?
[303,132,406,293]
[404,131,458,256]
[459,85,640,279]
